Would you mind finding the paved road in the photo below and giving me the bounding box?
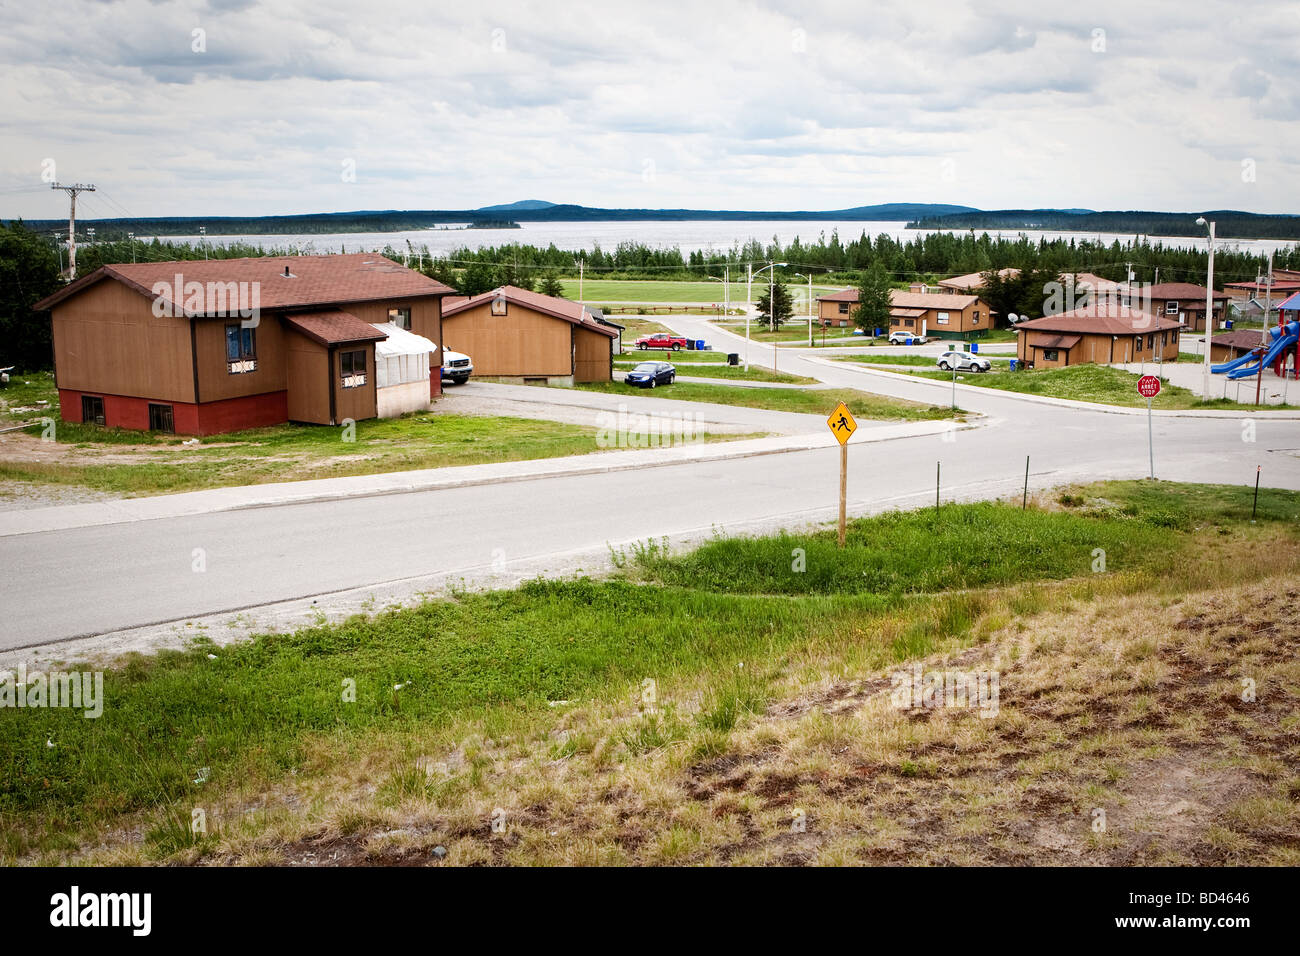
[2,317,1298,652]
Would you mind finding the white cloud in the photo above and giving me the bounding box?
[0,0,1296,218]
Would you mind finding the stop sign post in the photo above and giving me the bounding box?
[1138,375,1161,479]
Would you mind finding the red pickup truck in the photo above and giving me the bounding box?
[634,333,688,350]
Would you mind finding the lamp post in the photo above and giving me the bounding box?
[1196,217,1216,400]
[749,261,786,372]
[795,273,814,346]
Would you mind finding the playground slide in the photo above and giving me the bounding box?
[1211,349,1261,375]
[1227,321,1300,380]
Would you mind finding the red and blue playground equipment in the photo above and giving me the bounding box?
[1212,291,1300,381]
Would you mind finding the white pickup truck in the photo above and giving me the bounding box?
[441,349,473,385]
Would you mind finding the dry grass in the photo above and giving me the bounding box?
[30,532,1300,867]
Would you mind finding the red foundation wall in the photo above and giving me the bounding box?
[58,389,289,436]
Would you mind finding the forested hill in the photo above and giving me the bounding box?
[7,202,977,238]
[909,209,1300,240]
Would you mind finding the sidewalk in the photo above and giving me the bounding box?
[0,417,972,539]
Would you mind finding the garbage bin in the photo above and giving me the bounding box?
[1224,319,1234,330]
[727,352,739,366]
[969,342,979,353]
[905,337,914,346]
[1009,359,1018,372]
[696,339,706,351]
[686,338,696,350]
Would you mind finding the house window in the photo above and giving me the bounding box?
[1134,335,1143,352]
[972,311,980,324]
[1165,301,1179,315]
[148,403,174,434]
[904,318,915,327]
[1042,349,1059,362]
[936,311,950,325]
[81,395,105,425]
[838,303,849,314]
[388,307,411,330]
[225,323,257,373]
[341,349,367,388]
[490,295,507,316]
[1148,334,1155,350]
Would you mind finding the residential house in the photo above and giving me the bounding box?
[1015,304,1182,368]
[1223,270,1300,308]
[1142,282,1230,333]
[1209,329,1270,364]
[440,285,616,385]
[936,268,1019,294]
[815,287,993,339]
[33,253,454,434]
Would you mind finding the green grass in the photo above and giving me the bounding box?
[0,371,59,426]
[631,499,1177,595]
[572,381,957,420]
[0,412,696,496]
[3,480,1295,861]
[866,363,1249,410]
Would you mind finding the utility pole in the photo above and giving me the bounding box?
[199,226,208,260]
[770,264,777,374]
[128,232,136,263]
[1197,218,1216,401]
[745,262,753,372]
[578,257,585,305]
[50,182,94,277]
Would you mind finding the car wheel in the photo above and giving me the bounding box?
[650,378,657,388]
[638,343,646,350]
[672,344,680,351]
[939,362,950,370]
[669,374,675,384]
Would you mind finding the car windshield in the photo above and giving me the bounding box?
[633,363,658,372]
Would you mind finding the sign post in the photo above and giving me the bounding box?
[1137,374,1161,479]
[825,401,858,548]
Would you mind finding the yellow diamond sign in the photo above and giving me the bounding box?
[826,401,857,445]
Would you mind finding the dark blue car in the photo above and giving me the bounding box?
[624,361,676,388]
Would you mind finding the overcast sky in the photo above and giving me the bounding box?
[1,0,1297,219]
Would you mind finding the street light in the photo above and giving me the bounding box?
[200,225,208,261]
[706,267,730,318]
[794,273,814,346]
[750,260,787,372]
[1196,217,1215,400]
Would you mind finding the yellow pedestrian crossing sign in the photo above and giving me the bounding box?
[826,401,857,445]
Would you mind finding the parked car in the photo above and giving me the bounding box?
[936,350,991,372]
[635,333,688,350]
[888,329,927,345]
[441,349,473,385]
[624,361,675,388]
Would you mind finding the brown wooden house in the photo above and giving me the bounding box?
[815,288,993,340]
[33,254,455,435]
[1142,282,1229,333]
[1015,304,1183,368]
[440,286,616,385]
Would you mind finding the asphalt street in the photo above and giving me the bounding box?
[2,319,1297,651]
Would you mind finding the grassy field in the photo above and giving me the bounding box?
[0,373,732,497]
[562,280,839,304]
[848,363,1249,410]
[4,480,1298,865]
[572,381,958,420]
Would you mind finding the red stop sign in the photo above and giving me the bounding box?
[1137,375,1161,398]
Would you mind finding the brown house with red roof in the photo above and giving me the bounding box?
[32,253,455,434]
[1143,282,1229,333]
[1015,305,1183,368]
[441,286,616,385]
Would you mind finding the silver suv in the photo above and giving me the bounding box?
[937,350,991,372]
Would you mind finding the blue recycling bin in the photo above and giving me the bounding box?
[696,339,706,350]
[1009,359,1018,372]
[905,337,914,345]
[970,342,979,353]
[1224,319,1233,330]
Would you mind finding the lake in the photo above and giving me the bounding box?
[150,219,1298,258]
